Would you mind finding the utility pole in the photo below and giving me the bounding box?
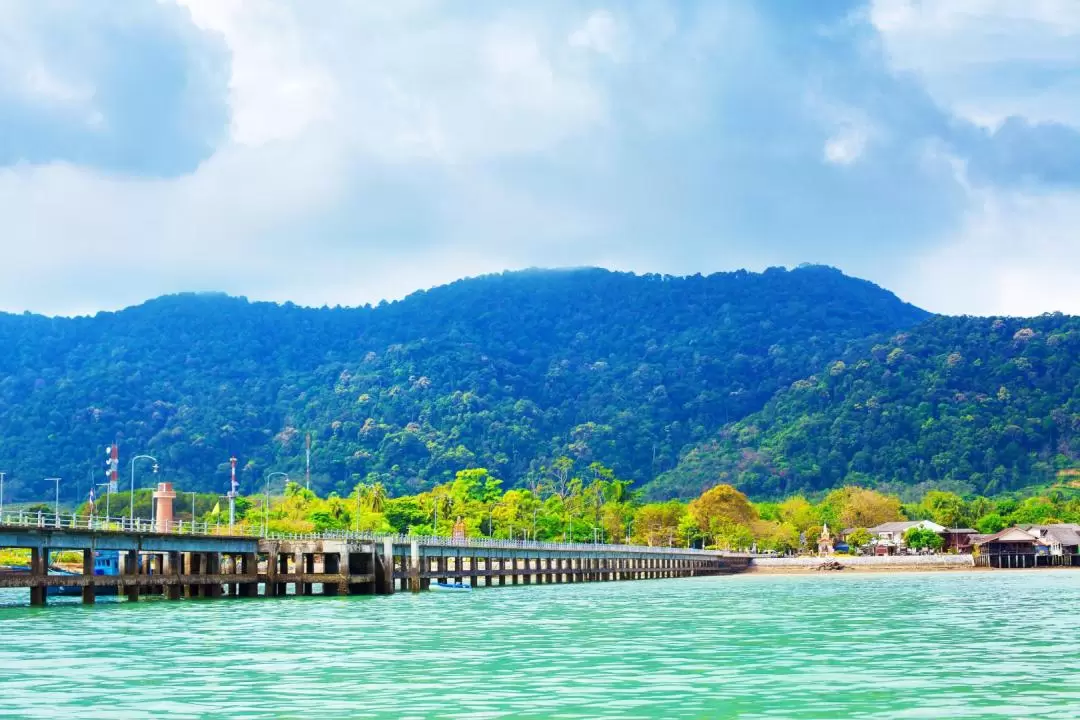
[47,477,61,525]
[228,456,238,532]
[0,471,5,521]
[305,432,311,492]
[129,455,159,527]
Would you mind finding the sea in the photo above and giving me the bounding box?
[1,571,1078,719]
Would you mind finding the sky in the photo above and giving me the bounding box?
[2,0,1080,317]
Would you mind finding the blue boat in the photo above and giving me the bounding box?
[431,581,471,591]
[48,551,123,597]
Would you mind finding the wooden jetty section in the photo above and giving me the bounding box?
[0,520,749,606]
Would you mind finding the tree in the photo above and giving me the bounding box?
[846,527,872,549]
[777,496,820,533]
[832,488,903,529]
[975,513,1006,535]
[634,502,685,546]
[919,490,968,528]
[687,484,756,544]
[713,522,755,551]
[903,526,943,551]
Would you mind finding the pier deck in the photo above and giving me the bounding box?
[0,516,749,605]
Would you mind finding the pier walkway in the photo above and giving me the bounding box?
[0,511,749,606]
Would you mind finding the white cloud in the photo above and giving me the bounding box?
[870,0,1080,316]
[903,150,1080,315]
[178,0,336,146]
[0,3,98,122]
[569,10,622,60]
[0,1,655,314]
[823,123,869,165]
[7,0,1080,320]
[870,0,1080,129]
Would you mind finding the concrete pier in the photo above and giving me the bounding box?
[0,523,749,606]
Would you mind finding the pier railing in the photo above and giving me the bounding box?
[0,510,727,555]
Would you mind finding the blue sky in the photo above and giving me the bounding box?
[2,0,1080,316]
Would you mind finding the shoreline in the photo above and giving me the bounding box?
[748,563,984,575]
[747,560,1080,575]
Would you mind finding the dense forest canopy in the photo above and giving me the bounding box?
[0,265,928,503]
[647,314,1080,500]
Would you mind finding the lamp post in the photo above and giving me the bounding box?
[129,455,158,528]
[47,477,61,527]
[0,470,5,521]
[263,472,289,537]
[187,492,196,533]
[432,494,448,537]
[227,456,238,533]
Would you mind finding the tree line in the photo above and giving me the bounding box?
[65,464,1078,554]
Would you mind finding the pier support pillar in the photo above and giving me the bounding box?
[205,553,223,598]
[409,542,421,593]
[166,552,182,600]
[29,546,46,606]
[263,546,279,597]
[435,556,446,584]
[123,550,140,602]
[376,538,395,595]
[322,553,343,595]
[239,553,257,597]
[81,549,95,605]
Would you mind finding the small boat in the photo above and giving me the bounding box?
[431,581,471,591]
[47,551,123,597]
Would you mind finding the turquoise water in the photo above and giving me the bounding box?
[2,571,1079,718]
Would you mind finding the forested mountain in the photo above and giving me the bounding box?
[646,314,1080,501]
[0,265,927,502]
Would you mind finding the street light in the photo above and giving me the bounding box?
[47,477,61,526]
[263,472,289,537]
[187,491,196,533]
[96,483,111,522]
[432,494,449,537]
[129,455,158,527]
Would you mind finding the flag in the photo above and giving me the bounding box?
[211,501,221,516]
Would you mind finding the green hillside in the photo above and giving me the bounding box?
[646,314,1080,500]
[0,265,926,502]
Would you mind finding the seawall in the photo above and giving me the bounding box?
[751,555,976,573]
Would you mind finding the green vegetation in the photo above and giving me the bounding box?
[0,266,926,502]
[649,314,1080,500]
[903,527,944,551]
[209,469,1080,554]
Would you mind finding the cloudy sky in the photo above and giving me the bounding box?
[1,0,1079,317]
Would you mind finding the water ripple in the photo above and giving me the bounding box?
[1,571,1079,718]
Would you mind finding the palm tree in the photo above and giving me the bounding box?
[353,483,371,532]
[368,482,387,513]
